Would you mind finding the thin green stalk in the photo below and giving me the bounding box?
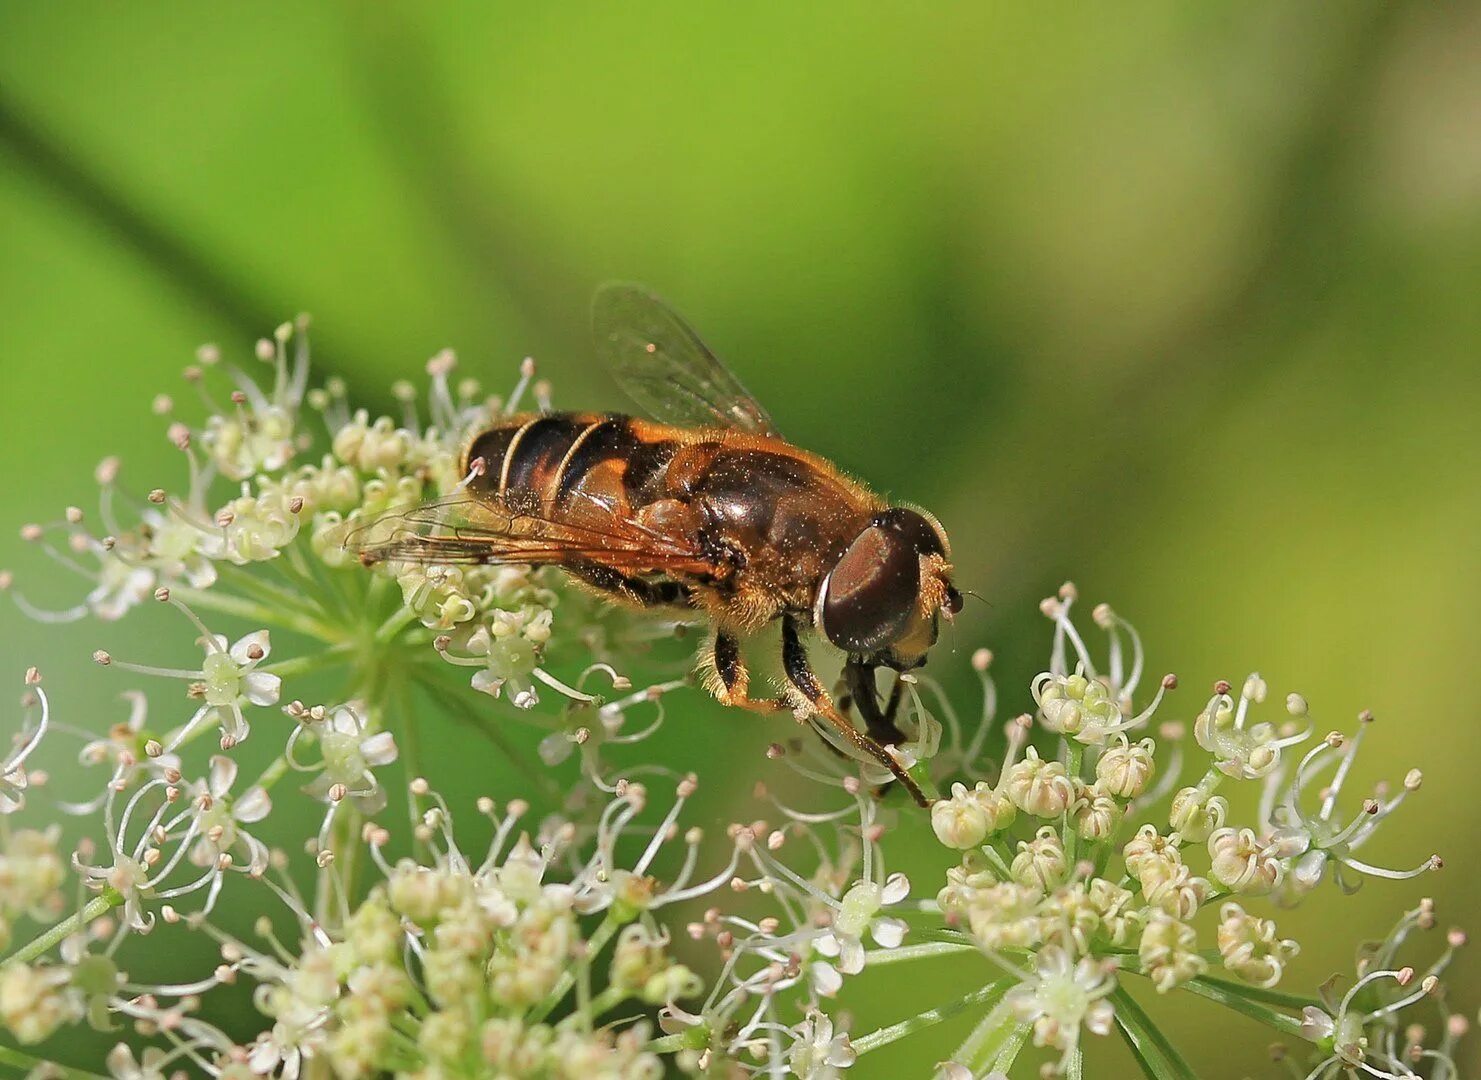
[0,1044,110,1080]
[2,890,122,966]
[260,640,356,679]
[1110,985,1197,1079]
[1063,741,1084,862]
[418,677,565,805]
[985,1020,1032,1073]
[374,604,422,645]
[586,984,629,1022]
[920,926,975,947]
[527,911,626,1024]
[852,979,1006,1055]
[1189,973,1320,1011]
[170,584,337,642]
[861,940,976,966]
[253,754,291,794]
[1179,976,1306,1038]
[217,562,332,623]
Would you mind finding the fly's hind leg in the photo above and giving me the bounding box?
[780,616,929,807]
[699,629,788,716]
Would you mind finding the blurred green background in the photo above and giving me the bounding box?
[3,3,1480,1076]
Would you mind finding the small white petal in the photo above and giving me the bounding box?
[360,731,399,767]
[838,936,865,975]
[208,754,238,798]
[243,671,281,706]
[811,961,843,998]
[881,871,911,905]
[870,917,908,950]
[230,630,271,665]
[234,786,272,824]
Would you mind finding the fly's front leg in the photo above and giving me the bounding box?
[844,659,907,747]
[781,616,928,807]
[699,629,787,716]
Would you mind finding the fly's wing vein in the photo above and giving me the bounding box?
[592,282,780,437]
[340,492,714,575]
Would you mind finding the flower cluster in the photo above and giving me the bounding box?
[0,326,1468,1079]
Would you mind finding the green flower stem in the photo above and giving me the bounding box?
[1064,741,1085,861]
[906,759,941,803]
[586,984,630,1021]
[852,979,1007,1055]
[418,677,566,805]
[527,910,627,1024]
[645,1027,709,1054]
[260,640,356,679]
[217,562,331,624]
[0,1045,109,1080]
[374,604,422,645]
[1110,985,1197,1079]
[1179,976,1307,1037]
[2,889,122,966]
[861,940,976,966]
[922,926,976,946]
[1188,973,1319,1011]
[981,1019,1032,1073]
[170,584,337,642]
[1067,1048,1085,1080]
[253,753,291,793]
[951,1001,1028,1074]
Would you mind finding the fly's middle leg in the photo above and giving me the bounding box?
[699,629,788,716]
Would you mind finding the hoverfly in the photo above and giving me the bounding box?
[353,284,961,805]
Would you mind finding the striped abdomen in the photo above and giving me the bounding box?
[460,412,676,517]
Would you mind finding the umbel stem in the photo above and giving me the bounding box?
[2,889,122,966]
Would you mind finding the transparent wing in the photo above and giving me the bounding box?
[592,282,780,437]
[340,491,716,575]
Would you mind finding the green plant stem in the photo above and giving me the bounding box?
[951,1001,1028,1075]
[2,890,122,966]
[260,640,356,679]
[1189,973,1320,1011]
[853,979,1006,1054]
[170,584,336,642]
[1179,976,1306,1038]
[983,1020,1032,1073]
[527,911,625,1024]
[0,1044,110,1080]
[861,940,976,966]
[1063,740,1085,862]
[1110,985,1197,1079]
[906,759,941,803]
[1067,1048,1085,1080]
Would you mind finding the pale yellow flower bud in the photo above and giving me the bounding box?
[1005,747,1075,818]
[1168,786,1227,843]
[1095,736,1156,798]
[931,781,1013,848]
[1011,827,1069,891]
[1208,827,1283,896]
[1216,902,1299,988]
[1139,914,1206,993]
[1072,782,1123,842]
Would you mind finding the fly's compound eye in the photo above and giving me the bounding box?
[818,523,922,655]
